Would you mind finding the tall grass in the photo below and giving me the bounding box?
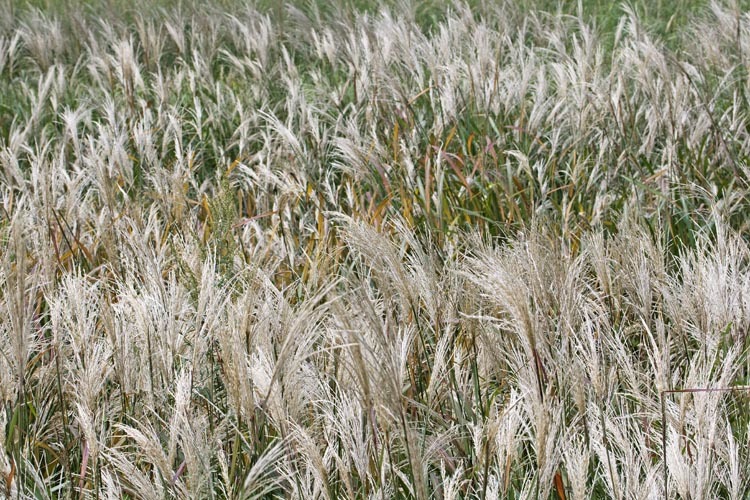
[2,0,750,497]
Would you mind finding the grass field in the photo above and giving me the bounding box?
[2,0,750,498]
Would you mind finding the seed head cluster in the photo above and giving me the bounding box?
[1,1,750,498]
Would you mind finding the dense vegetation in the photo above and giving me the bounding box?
[2,0,750,497]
